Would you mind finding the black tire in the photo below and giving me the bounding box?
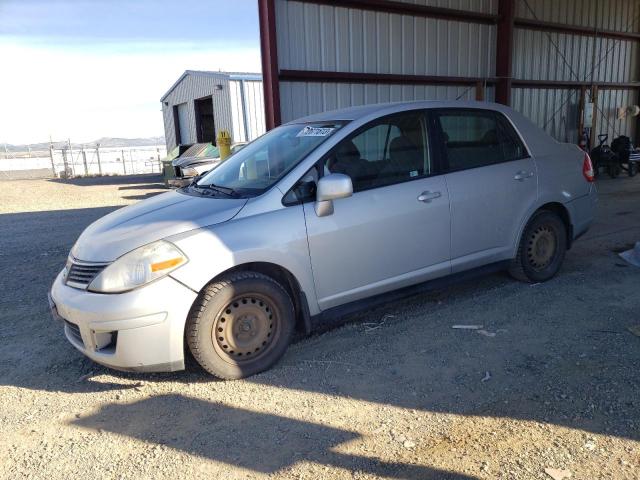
[509,211,567,283]
[186,271,295,379]
[629,163,638,177]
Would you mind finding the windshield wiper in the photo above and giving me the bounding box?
[194,183,238,198]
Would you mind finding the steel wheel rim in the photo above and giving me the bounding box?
[212,294,279,364]
[527,225,557,271]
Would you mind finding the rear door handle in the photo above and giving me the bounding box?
[514,171,534,181]
[417,191,442,203]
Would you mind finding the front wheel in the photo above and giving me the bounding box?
[509,211,567,283]
[186,272,295,379]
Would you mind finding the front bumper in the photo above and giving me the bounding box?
[49,271,198,372]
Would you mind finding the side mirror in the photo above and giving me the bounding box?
[315,173,353,217]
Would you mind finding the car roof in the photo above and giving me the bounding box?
[285,100,564,157]
[286,100,513,124]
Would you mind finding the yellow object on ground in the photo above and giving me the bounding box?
[217,130,232,161]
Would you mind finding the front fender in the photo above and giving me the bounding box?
[167,204,320,315]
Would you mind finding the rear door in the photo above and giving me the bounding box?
[431,108,537,272]
[301,110,451,311]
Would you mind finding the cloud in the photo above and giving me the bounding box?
[0,0,260,46]
[0,41,262,144]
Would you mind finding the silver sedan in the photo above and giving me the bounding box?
[50,101,597,379]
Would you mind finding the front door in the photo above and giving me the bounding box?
[303,110,451,311]
[432,108,538,272]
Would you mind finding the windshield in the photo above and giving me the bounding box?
[194,122,344,197]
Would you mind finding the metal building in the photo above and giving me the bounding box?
[161,71,266,151]
[258,0,640,148]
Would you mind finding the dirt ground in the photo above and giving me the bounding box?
[0,174,638,480]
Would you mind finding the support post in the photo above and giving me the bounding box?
[590,86,599,151]
[496,0,515,105]
[475,81,485,101]
[122,149,127,174]
[67,139,75,176]
[49,144,56,177]
[81,147,89,176]
[239,79,250,141]
[95,144,103,176]
[62,148,69,178]
[578,86,586,147]
[258,0,281,129]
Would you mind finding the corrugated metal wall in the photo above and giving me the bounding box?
[512,30,638,83]
[512,88,581,143]
[270,0,639,145]
[511,0,639,143]
[162,73,233,151]
[229,80,267,142]
[515,0,640,31]
[280,82,494,120]
[275,0,497,123]
[243,80,267,139]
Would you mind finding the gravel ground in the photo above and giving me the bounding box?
[0,174,639,480]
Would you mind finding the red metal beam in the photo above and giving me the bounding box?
[293,0,498,25]
[258,0,281,129]
[515,18,640,42]
[512,79,640,90]
[495,0,515,106]
[279,70,640,90]
[279,69,497,86]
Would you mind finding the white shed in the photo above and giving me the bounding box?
[161,71,266,151]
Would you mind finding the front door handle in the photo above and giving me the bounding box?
[418,191,442,203]
[514,170,534,181]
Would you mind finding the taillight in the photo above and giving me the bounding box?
[583,152,595,182]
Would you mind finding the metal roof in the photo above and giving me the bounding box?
[160,70,262,102]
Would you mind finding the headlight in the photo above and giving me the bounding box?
[63,256,73,279]
[181,167,198,177]
[88,240,188,293]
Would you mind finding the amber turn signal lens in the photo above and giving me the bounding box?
[151,257,184,272]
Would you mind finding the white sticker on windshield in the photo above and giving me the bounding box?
[297,126,335,137]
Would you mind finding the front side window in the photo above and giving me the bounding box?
[323,111,430,192]
[435,109,528,172]
[193,122,343,197]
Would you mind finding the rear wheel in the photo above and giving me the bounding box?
[629,162,638,177]
[509,211,567,283]
[186,272,295,379]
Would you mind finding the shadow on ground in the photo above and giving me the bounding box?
[121,192,166,201]
[48,173,164,187]
[2,176,639,478]
[74,394,476,480]
[118,183,167,191]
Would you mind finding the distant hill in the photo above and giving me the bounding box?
[3,136,165,152]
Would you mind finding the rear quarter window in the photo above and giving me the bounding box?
[434,109,528,172]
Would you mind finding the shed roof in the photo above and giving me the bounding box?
[160,70,262,102]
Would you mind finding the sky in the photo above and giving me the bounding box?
[0,0,262,145]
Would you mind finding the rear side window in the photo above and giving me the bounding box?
[434,109,528,172]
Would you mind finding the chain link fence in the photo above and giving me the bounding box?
[0,144,167,180]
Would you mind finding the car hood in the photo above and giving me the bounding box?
[72,190,247,262]
[172,155,219,168]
